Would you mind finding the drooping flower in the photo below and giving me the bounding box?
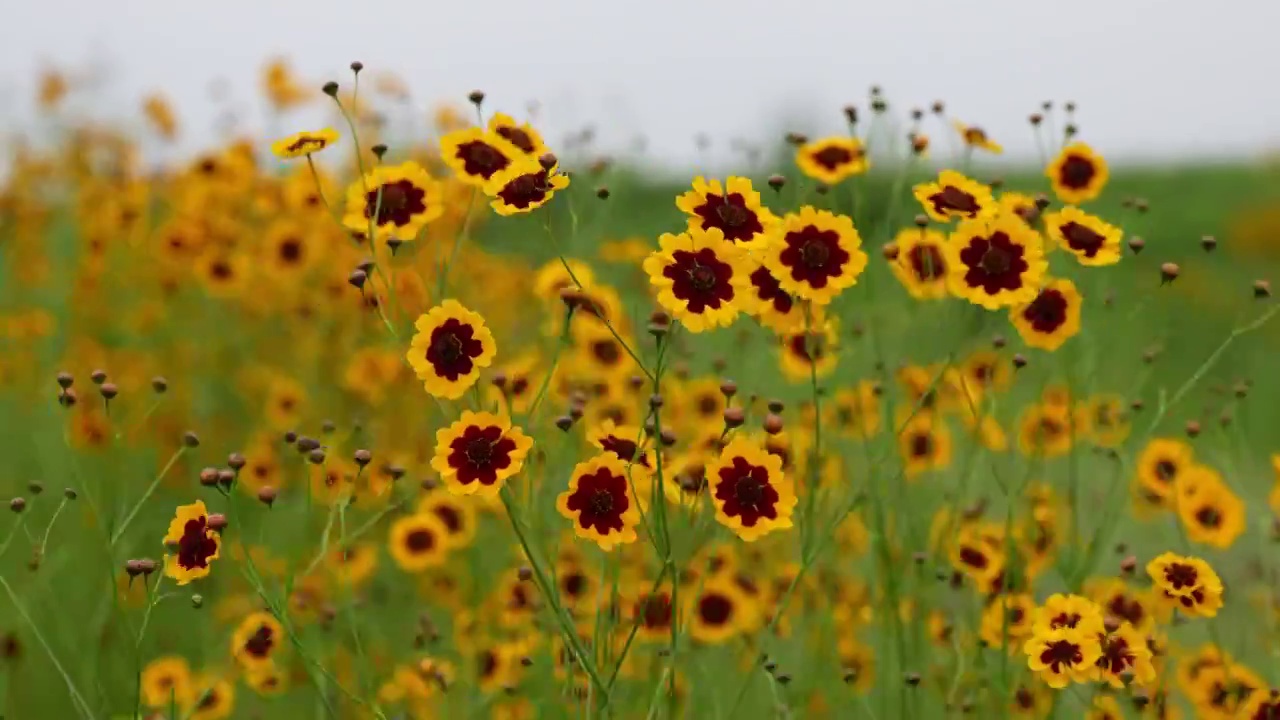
[270,128,339,159]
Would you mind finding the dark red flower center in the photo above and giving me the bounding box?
[497,171,553,210]
[177,516,218,570]
[277,238,303,264]
[599,434,651,468]
[1154,459,1177,482]
[958,545,988,570]
[749,266,794,314]
[446,424,515,486]
[566,468,629,535]
[1022,289,1068,334]
[243,624,275,658]
[425,319,484,381]
[1107,594,1145,627]
[907,244,946,281]
[1162,562,1199,591]
[663,248,735,313]
[591,339,621,365]
[456,140,510,179]
[787,331,825,364]
[693,193,764,243]
[714,457,779,527]
[698,593,734,625]
[433,505,463,533]
[286,135,326,153]
[958,232,1030,294]
[909,432,933,458]
[964,128,989,145]
[928,185,981,218]
[1195,505,1222,529]
[637,592,674,630]
[495,126,535,154]
[1096,635,1136,676]
[405,528,436,552]
[810,145,855,171]
[1038,639,1083,673]
[1059,221,1105,257]
[1049,612,1082,629]
[365,179,427,227]
[778,225,850,288]
[1058,154,1097,190]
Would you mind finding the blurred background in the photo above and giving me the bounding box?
[2,0,1278,172]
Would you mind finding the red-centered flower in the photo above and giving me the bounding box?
[407,300,497,399]
[431,411,534,498]
[557,454,640,551]
[946,214,1048,309]
[162,500,222,586]
[675,176,777,248]
[706,437,796,542]
[643,226,749,333]
[761,206,868,305]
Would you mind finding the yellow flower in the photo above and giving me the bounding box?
[954,120,1003,154]
[946,213,1048,309]
[230,611,285,671]
[141,655,195,708]
[488,112,547,157]
[1024,626,1103,689]
[1009,277,1083,351]
[482,157,569,215]
[675,176,778,249]
[439,127,523,186]
[760,206,867,305]
[388,513,451,572]
[1146,552,1225,618]
[406,300,497,400]
[342,161,445,242]
[269,128,339,159]
[430,411,534,498]
[706,437,797,542]
[889,228,951,299]
[642,226,749,333]
[1092,622,1157,688]
[794,136,869,185]
[161,500,221,586]
[914,170,997,223]
[1032,593,1106,636]
[1047,142,1109,204]
[556,453,642,551]
[1043,206,1124,266]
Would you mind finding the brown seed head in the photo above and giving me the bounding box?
[992,334,1007,349]
[257,486,278,507]
[723,407,745,429]
[767,399,784,413]
[931,101,946,114]
[1159,263,1180,284]
[322,81,339,97]
[784,132,807,146]
[307,449,326,465]
[905,673,921,687]
[763,413,784,435]
[353,449,372,466]
[63,488,77,500]
[555,416,574,432]
[283,430,298,444]
[371,144,388,160]
[216,469,235,488]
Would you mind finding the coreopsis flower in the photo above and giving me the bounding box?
[675,176,777,249]
[488,112,547,157]
[342,161,445,242]
[141,655,195,708]
[1043,206,1123,266]
[913,170,997,223]
[642,227,749,332]
[1146,552,1225,618]
[706,437,796,542]
[439,128,523,186]
[1010,277,1083,351]
[889,228,951,299]
[954,120,1003,154]
[162,500,221,585]
[388,513,451,572]
[430,411,534,498]
[1092,622,1157,688]
[1135,437,1196,507]
[760,206,867,305]
[946,214,1048,310]
[406,300,497,400]
[795,136,869,185]
[230,612,285,671]
[556,453,641,551]
[1047,142,1109,204]
[269,128,339,159]
[483,157,569,215]
[1024,626,1103,689]
[1032,593,1106,636]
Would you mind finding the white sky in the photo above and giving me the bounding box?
[1,0,1277,172]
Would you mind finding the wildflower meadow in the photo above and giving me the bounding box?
[4,59,1280,719]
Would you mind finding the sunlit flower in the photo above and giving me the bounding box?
[1010,277,1083,351]
[1043,206,1124,266]
[187,673,236,720]
[1024,627,1102,689]
[1092,622,1157,688]
[406,300,497,399]
[488,112,547,157]
[914,170,997,223]
[389,513,451,572]
[889,228,951,299]
[141,655,195,708]
[760,206,867,305]
[230,611,285,671]
[270,128,339,159]
[777,316,840,382]
[946,213,1048,309]
[706,437,796,542]
[439,127,523,186]
[343,161,445,242]
[430,411,534,498]
[483,157,569,216]
[556,453,641,551]
[1146,552,1224,618]
[643,226,749,332]
[794,136,869,185]
[979,593,1036,650]
[953,121,1003,154]
[675,176,777,249]
[162,500,221,586]
[1047,142,1109,204]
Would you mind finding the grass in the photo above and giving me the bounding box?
[3,93,1280,720]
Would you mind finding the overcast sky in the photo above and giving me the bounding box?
[2,0,1277,172]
